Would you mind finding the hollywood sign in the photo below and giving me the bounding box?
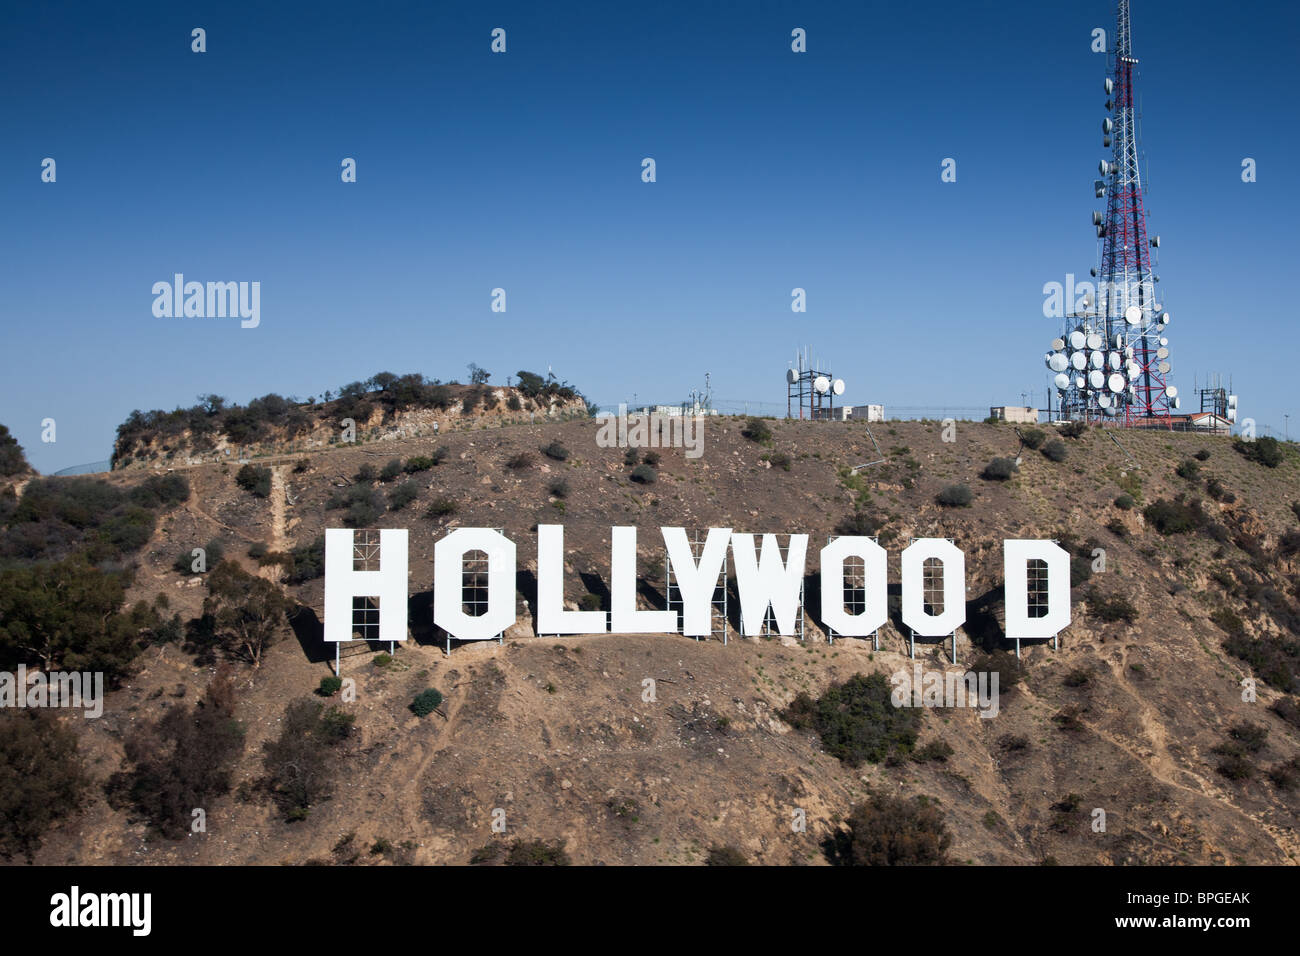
[323,526,1071,645]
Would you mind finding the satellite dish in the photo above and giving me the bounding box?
[1051,337,1066,351]
[1089,370,1106,390]
[831,378,845,396]
[1125,305,1142,325]
[1105,78,1114,94]
[1105,404,1120,416]
[785,368,797,384]
[1166,385,1179,399]
[1156,346,1170,360]
[1151,236,1160,248]
[1098,394,1112,409]
[1086,332,1103,350]
[1090,351,1105,369]
[1159,336,1168,346]
[1076,376,1087,389]
[1160,312,1171,324]
[1049,353,1069,372]
[1113,333,1125,348]
[1172,396,1182,410]
[1069,330,1087,349]
[1107,372,1125,393]
[1099,160,1111,176]
[1092,211,1103,226]
[1071,352,1088,371]
[1158,361,1172,374]
[813,375,830,394]
[1108,352,1122,370]
[1054,372,1071,390]
[1102,118,1113,134]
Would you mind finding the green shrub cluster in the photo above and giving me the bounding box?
[783,672,920,766]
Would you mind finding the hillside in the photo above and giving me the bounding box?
[5,416,1300,866]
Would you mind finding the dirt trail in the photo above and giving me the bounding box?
[260,467,288,582]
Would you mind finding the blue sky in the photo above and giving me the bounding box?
[2,0,1297,472]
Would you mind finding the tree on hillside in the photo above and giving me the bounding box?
[262,697,355,820]
[468,363,491,385]
[0,558,147,680]
[108,666,244,839]
[0,711,89,860]
[515,370,544,397]
[0,424,30,477]
[203,561,291,667]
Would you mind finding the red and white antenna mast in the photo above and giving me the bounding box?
[1099,0,1174,426]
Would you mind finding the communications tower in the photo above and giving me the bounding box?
[1045,0,1178,425]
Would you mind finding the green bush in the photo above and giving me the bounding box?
[1019,428,1046,450]
[426,496,457,518]
[1063,668,1091,688]
[506,452,534,470]
[705,845,749,866]
[741,417,772,443]
[966,649,1027,692]
[1175,458,1201,481]
[107,669,244,839]
[830,794,952,866]
[1143,497,1205,535]
[316,676,343,697]
[284,536,325,584]
[262,698,354,820]
[936,484,972,507]
[235,464,272,498]
[642,450,661,466]
[630,464,657,484]
[1194,448,1212,461]
[1113,493,1135,510]
[0,558,150,680]
[504,838,570,866]
[1058,421,1088,439]
[835,511,881,536]
[1227,721,1268,753]
[0,712,89,860]
[1206,478,1235,503]
[173,537,224,574]
[0,424,30,477]
[912,740,954,763]
[128,472,191,509]
[404,455,435,472]
[379,458,404,483]
[410,688,444,717]
[541,441,569,462]
[768,452,792,472]
[782,672,919,766]
[387,480,420,512]
[548,477,569,499]
[1086,587,1139,624]
[1041,439,1068,463]
[1234,436,1283,468]
[326,484,384,528]
[2,477,167,564]
[981,457,1018,480]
